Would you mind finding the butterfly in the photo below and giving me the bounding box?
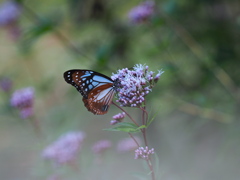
[63,69,119,115]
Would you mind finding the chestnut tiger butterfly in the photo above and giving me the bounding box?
[63,69,119,115]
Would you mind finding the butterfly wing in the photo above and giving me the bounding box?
[63,69,115,115]
[83,83,116,115]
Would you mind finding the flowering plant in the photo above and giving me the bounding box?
[106,64,163,180]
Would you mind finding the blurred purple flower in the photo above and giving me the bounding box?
[128,1,155,23]
[117,136,141,153]
[92,139,112,155]
[0,1,21,39]
[46,174,61,180]
[0,77,12,92]
[110,112,126,125]
[10,87,34,108]
[10,87,35,119]
[134,146,154,160]
[0,1,21,26]
[42,131,86,165]
[111,64,163,107]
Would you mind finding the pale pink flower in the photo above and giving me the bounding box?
[110,112,126,125]
[135,146,154,160]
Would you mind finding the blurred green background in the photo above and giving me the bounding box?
[0,0,240,179]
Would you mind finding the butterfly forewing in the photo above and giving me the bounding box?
[63,69,116,115]
[64,69,113,98]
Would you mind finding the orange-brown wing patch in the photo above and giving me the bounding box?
[83,83,115,115]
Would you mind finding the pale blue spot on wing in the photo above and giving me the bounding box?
[81,74,91,78]
[88,84,93,90]
[92,81,99,86]
[93,76,112,83]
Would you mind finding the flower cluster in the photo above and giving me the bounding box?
[128,1,155,23]
[117,136,141,152]
[0,77,12,92]
[42,131,86,165]
[111,64,163,107]
[110,112,126,125]
[10,87,35,119]
[135,146,154,160]
[0,0,21,26]
[92,140,112,155]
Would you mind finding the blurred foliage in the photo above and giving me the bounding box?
[0,0,240,180]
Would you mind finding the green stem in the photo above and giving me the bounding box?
[128,133,140,147]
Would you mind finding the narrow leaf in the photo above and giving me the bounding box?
[103,122,141,133]
[146,111,159,127]
[136,125,146,130]
[117,122,139,128]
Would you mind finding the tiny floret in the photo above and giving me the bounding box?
[110,112,126,125]
[154,70,164,83]
[134,146,154,160]
[110,120,118,125]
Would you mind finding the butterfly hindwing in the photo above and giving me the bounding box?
[63,69,116,115]
[83,84,115,115]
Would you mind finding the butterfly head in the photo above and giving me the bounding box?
[113,78,121,91]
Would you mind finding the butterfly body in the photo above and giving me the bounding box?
[63,69,119,115]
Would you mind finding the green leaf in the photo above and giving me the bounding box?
[19,15,60,52]
[137,125,146,130]
[103,127,139,133]
[103,122,145,133]
[146,111,159,127]
[117,122,139,128]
